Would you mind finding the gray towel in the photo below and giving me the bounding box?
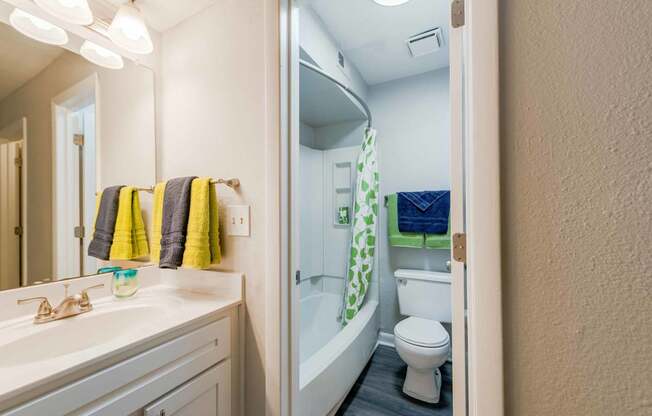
[88,185,124,260]
[159,176,196,269]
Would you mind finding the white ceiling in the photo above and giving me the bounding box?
[0,23,63,102]
[101,0,217,33]
[305,0,450,86]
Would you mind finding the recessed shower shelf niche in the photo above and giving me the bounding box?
[333,161,353,226]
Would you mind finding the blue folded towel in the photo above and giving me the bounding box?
[397,191,450,234]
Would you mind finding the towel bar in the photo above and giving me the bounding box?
[98,178,241,195]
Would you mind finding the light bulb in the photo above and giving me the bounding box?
[9,8,68,46]
[34,0,93,25]
[107,2,153,55]
[373,0,411,6]
[80,40,124,70]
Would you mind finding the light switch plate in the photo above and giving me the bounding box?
[227,205,250,236]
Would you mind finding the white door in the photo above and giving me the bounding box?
[0,140,21,290]
[53,103,96,278]
[54,106,81,279]
[449,2,468,414]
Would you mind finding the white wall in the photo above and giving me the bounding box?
[157,2,273,415]
[370,68,451,333]
[300,6,368,101]
[299,145,324,279]
[312,120,366,150]
[300,122,316,148]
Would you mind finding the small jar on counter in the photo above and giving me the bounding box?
[112,269,139,298]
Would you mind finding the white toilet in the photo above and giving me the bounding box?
[393,269,451,404]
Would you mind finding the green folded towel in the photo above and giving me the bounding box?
[388,194,424,248]
[425,217,451,249]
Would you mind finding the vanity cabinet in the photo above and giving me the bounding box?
[3,313,239,416]
[143,360,230,416]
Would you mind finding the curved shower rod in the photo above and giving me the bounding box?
[299,59,373,129]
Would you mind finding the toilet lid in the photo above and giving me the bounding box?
[394,317,450,348]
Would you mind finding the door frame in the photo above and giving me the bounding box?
[0,117,28,287]
[50,74,99,279]
[271,1,503,415]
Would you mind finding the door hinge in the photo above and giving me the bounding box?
[74,226,85,239]
[295,270,301,285]
[73,134,84,146]
[451,0,465,28]
[14,226,23,236]
[452,233,467,263]
[14,156,22,168]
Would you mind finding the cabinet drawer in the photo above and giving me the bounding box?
[3,318,230,416]
[144,360,231,416]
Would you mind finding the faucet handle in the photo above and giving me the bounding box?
[79,283,104,309]
[17,297,53,320]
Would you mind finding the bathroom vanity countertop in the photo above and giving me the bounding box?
[0,269,243,408]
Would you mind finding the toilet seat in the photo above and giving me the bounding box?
[394,317,449,348]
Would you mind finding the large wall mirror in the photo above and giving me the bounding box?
[0,3,156,290]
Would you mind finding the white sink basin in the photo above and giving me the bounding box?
[0,303,168,368]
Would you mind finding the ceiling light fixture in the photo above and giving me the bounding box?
[34,0,94,25]
[80,40,124,69]
[373,0,411,6]
[9,8,69,45]
[107,0,153,55]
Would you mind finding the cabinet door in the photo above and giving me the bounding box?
[144,360,231,416]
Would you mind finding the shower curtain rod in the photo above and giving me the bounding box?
[299,59,373,129]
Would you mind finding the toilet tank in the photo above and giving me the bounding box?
[395,269,452,323]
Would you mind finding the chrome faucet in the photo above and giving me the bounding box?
[17,283,104,324]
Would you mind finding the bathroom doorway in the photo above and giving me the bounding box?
[52,75,98,280]
[277,1,503,415]
[0,117,26,290]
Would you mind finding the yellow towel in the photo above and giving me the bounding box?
[109,187,149,260]
[182,178,221,269]
[150,182,166,263]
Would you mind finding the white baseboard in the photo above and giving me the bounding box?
[378,331,395,348]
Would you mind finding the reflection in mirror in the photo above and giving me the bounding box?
[0,16,156,290]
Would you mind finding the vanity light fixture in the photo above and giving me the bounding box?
[373,0,411,6]
[107,0,153,55]
[9,8,68,45]
[80,40,124,69]
[34,0,94,25]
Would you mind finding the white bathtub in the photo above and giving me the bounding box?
[298,291,379,416]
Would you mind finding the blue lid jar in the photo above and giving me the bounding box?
[112,268,139,298]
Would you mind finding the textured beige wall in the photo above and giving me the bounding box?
[500,1,652,415]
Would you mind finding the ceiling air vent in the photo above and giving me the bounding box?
[406,28,444,58]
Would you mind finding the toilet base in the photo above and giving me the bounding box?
[402,367,442,404]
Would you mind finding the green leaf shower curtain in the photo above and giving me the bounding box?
[343,128,379,324]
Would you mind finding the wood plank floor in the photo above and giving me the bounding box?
[336,345,453,416]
